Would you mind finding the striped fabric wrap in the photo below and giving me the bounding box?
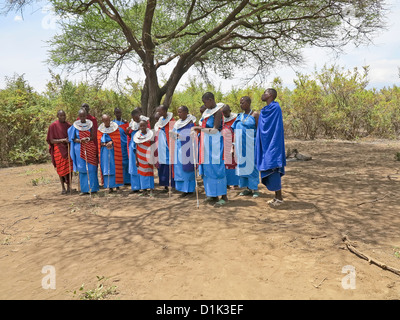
[198,117,208,165]
[97,129,124,186]
[222,117,236,169]
[136,141,154,177]
[79,130,98,167]
[54,144,73,177]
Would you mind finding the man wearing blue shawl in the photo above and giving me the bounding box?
[172,106,197,197]
[255,88,286,206]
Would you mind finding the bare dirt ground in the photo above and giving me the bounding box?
[1,138,400,300]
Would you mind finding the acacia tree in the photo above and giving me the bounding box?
[4,0,386,117]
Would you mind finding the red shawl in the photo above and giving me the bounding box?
[46,120,71,167]
[97,129,124,185]
[222,118,237,169]
[77,114,98,151]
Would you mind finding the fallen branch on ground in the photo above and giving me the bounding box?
[313,277,327,289]
[387,170,400,180]
[342,235,400,277]
[1,216,31,235]
[356,194,389,206]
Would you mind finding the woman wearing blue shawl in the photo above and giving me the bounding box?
[231,96,260,198]
[68,108,100,194]
[255,89,286,207]
[192,92,228,206]
[172,106,197,197]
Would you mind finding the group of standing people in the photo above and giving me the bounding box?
[46,88,286,207]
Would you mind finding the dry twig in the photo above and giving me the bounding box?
[313,277,327,288]
[342,235,400,277]
[356,194,390,206]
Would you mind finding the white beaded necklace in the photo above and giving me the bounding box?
[243,109,253,123]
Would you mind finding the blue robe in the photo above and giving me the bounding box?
[225,168,239,186]
[113,120,130,185]
[68,126,99,193]
[199,115,227,197]
[255,101,286,190]
[173,122,196,193]
[232,113,260,190]
[99,134,123,189]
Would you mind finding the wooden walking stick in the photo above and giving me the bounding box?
[107,144,111,195]
[83,142,92,199]
[191,131,200,209]
[169,141,172,199]
[67,141,72,195]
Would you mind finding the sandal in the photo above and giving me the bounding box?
[203,197,216,203]
[215,199,227,206]
[267,198,284,207]
[239,189,252,196]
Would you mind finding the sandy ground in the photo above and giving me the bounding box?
[1,138,400,300]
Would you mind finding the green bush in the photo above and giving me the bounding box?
[1,65,399,167]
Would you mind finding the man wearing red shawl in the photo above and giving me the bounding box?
[79,103,98,152]
[46,110,73,194]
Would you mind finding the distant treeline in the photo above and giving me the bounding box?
[1,65,399,166]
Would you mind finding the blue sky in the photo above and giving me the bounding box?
[1,1,399,93]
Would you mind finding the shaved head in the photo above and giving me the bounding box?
[57,110,66,123]
[222,104,231,118]
[102,114,111,127]
[78,108,87,122]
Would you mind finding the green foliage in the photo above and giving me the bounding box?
[72,276,118,300]
[44,71,139,121]
[1,64,400,166]
[0,74,53,166]
[170,78,222,119]
[287,74,324,139]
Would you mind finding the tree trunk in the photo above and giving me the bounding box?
[160,59,191,110]
[141,56,192,123]
[141,62,162,122]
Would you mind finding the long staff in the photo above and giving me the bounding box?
[169,140,172,199]
[107,143,111,195]
[83,141,92,198]
[67,141,72,195]
[165,129,172,199]
[191,132,199,209]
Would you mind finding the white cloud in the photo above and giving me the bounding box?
[14,15,23,22]
[368,59,400,85]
